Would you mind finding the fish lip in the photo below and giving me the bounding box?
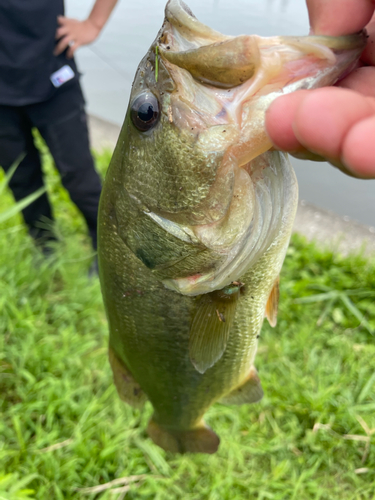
[160,3,366,92]
[308,29,368,53]
[156,3,367,166]
[165,0,195,20]
[164,0,224,43]
[161,1,260,89]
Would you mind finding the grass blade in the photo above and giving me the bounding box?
[317,297,336,326]
[294,291,339,304]
[340,293,374,335]
[0,186,46,224]
[0,154,26,197]
[357,372,375,403]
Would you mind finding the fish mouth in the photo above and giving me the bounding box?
[160,0,366,89]
[160,0,259,89]
[159,0,366,165]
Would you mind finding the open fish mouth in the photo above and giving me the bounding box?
[160,0,365,88]
[158,0,366,166]
[160,1,259,89]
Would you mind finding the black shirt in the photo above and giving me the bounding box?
[0,0,78,106]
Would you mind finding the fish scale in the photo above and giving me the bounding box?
[124,125,227,220]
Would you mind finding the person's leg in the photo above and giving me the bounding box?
[0,104,55,242]
[29,81,102,250]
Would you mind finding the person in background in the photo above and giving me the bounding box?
[266,0,375,180]
[0,0,118,272]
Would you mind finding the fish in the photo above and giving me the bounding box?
[98,0,366,454]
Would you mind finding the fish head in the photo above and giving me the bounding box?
[123,0,365,223]
[115,0,366,294]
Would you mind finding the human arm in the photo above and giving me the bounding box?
[54,0,119,58]
[265,0,375,179]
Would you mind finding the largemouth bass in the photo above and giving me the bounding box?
[98,0,365,454]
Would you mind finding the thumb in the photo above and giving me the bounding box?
[306,0,374,36]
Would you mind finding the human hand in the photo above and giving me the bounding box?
[54,16,101,58]
[265,0,375,179]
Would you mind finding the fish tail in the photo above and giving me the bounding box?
[147,418,220,454]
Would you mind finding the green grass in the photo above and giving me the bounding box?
[1,147,375,499]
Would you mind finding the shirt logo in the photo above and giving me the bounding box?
[50,65,75,88]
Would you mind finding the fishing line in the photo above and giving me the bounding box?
[88,45,129,83]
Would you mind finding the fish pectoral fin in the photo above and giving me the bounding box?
[220,366,264,405]
[147,419,219,454]
[189,286,240,374]
[108,348,147,409]
[265,276,280,327]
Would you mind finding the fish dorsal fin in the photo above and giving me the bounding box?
[265,276,279,327]
[189,284,242,374]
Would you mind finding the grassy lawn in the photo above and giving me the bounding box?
[1,149,375,499]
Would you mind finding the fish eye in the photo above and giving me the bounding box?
[130,92,160,132]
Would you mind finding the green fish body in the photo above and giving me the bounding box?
[98,0,365,453]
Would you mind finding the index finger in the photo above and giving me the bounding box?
[306,0,375,36]
[57,15,66,27]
